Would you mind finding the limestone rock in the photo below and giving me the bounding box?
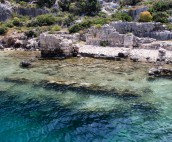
[16,7,49,17]
[0,3,12,21]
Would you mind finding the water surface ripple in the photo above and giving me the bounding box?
[0,51,172,142]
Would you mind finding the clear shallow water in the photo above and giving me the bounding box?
[0,51,172,142]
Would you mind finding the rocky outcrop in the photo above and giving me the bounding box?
[148,67,172,77]
[39,33,79,58]
[0,3,12,21]
[1,32,26,48]
[0,32,39,50]
[20,60,32,68]
[16,7,49,17]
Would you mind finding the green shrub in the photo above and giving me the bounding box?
[69,20,92,33]
[150,0,172,12]
[37,0,56,8]
[12,17,22,26]
[100,40,109,47]
[19,1,27,7]
[5,21,13,28]
[153,12,169,23]
[120,0,143,6]
[111,12,132,22]
[35,14,57,26]
[94,24,102,29]
[51,25,61,31]
[139,11,152,22]
[59,0,101,16]
[91,17,110,25]
[98,12,107,18]
[0,26,8,35]
[166,23,172,31]
[24,30,37,38]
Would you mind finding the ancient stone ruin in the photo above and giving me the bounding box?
[110,21,172,40]
[86,24,156,48]
[39,33,79,58]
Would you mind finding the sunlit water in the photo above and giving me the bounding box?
[0,51,172,142]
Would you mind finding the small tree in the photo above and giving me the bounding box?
[139,11,152,22]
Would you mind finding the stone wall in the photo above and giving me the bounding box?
[86,24,156,47]
[40,33,79,58]
[86,25,125,47]
[110,22,172,40]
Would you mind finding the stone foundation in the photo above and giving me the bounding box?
[39,33,79,58]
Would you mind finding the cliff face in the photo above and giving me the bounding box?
[16,7,49,17]
[0,3,12,21]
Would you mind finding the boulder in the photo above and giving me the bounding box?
[148,67,172,77]
[20,60,32,68]
[118,50,129,58]
[157,48,166,61]
[148,68,161,76]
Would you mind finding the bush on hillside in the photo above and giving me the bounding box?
[51,25,61,31]
[24,30,37,38]
[35,14,57,26]
[112,12,132,22]
[139,11,152,22]
[150,0,172,12]
[166,23,172,31]
[59,0,101,16]
[69,20,92,33]
[100,40,109,47]
[153,12,169,23]
[0,26,8,35]
[12,17,22,26]
[120,0,143,6]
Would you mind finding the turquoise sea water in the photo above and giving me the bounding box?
[0,51,172,142]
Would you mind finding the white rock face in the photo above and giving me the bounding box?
[39,33,79,58]
[0,3,13,21]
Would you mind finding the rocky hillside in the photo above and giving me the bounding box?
[0,0,172,35]
[0,0,172,53]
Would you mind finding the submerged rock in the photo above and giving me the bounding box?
[20,60,32,68]
[4,77,30,84]
[148,67,172,77]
